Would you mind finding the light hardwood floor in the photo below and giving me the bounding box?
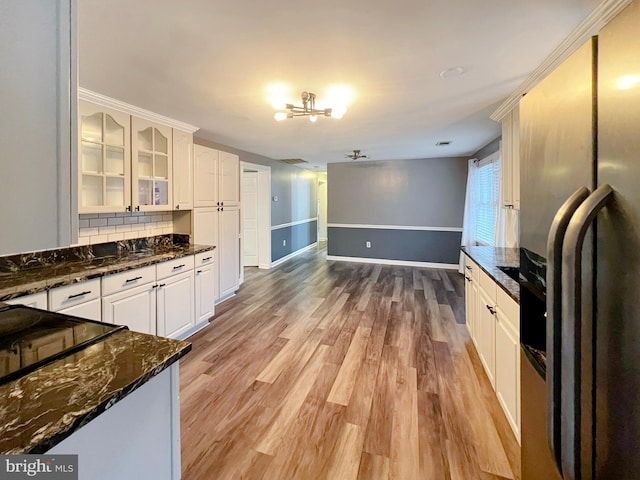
[180,245,520,480]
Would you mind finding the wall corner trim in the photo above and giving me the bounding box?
[490,0,632,121]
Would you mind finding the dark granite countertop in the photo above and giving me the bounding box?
[461,246,520,303]
[0,329,191,454]
[0,236,215,301]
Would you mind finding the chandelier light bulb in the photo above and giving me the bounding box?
[309,115,318,123]
[331,106,347,119]
[274,111,288,121]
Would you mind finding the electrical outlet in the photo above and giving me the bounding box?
[283,239,286,246]
[366,241,371,248]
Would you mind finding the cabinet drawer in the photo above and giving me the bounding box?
[464,255,480,282]
[195,251,215,268]
[49,278,101,312]
[5,291,48,309]
[478,268,497,303]
[157,256,194,280]
[497,287,520,335]
[102,265,156,296]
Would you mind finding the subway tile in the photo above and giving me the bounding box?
[151,215,163,222]
[99,226,116,234]
[76,236,91,246]
[89,218,108,228]
[107,232,125,241]
[90,235,108,244]
[98,213,116,218]
[124,216,139,225]
[79,227,99,237]
[81,214,99,219]
[162,214,172,222]
[116,224,132,233]
[107,217,124,226]
[116,212,130,217]
[124,231,139,240]
[79,219,90,228]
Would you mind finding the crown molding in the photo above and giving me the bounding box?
[78,87,199,133]
[491,0,632,121]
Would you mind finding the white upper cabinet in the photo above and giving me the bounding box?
[79,101,131,213]
[173,129,193,211]
[218,151,240,206]
[501,106,520,210]
[193,145,219,207]
[131,118,173,212]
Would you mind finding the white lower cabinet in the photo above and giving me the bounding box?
[157,271,194,339]
[476,286,496,387]
[102,282,157,335]
[4,291,48,309]
[495,306,520,441]
[464,254,521,442]
[49,278,102,322]
[195,252,215,324]
[219,206,240,299]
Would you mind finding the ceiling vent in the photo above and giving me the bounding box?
[279,158,308,165]
[436,141,452,146]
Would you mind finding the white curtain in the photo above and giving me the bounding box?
[495,156,507,248]
[459,159,478,273]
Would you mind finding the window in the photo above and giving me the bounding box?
[474,154,501,245]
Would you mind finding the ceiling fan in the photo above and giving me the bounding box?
[345,150,369,161]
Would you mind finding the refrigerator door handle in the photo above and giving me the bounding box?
[546,186,590,468]
[561,184,614,480]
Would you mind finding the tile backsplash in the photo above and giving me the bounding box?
[76,211,174,245]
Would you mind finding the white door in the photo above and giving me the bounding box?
[242,171,259,267]
[102,283,157,335]
[219,206,240,298]
[157,271,194,339]
[195,265,215,324]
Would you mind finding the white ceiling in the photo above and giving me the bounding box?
[79,0,600,168]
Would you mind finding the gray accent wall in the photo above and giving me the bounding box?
[272,221,318,262]
[194,136,319,262]
[327,157,468,265]
[328,228,462,264]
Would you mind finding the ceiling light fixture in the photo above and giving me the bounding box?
[274,91,341,122]
[345,150,369,161]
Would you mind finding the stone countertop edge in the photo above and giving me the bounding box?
[0,330,191,454]
[0,244,216,301]
[461,246,520,304]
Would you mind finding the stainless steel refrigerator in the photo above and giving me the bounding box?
[519,2,640,479]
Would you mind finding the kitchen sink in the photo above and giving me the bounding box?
[498,265,521,282]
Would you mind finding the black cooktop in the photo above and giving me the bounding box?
[0,305,127,386]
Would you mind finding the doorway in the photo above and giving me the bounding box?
[317,178,327,242]
[240,162,271,278]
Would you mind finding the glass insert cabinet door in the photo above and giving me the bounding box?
[131,117,173,212]
[79,101,131,213]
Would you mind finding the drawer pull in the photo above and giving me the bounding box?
[465,276,472,282]
[486,305,496,315]
[172,264,186,270]
[202,256,212,262]
[197,270,202,274]
[125,276,143,283]
[68,290,91,300]
[465,265,472,271]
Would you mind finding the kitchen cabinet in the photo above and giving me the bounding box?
[49,278,101,322]
[4,291,48,309]
[1,0,77,255]
[195,252,215,324]
[131,117,173,212]
[193,145,219,207]
[501,106,520,210]
[102,266,157,334]
[78,100,131,213]
[218,206,241,299]
[219,151,240,206]
[193,207,220,299]
[156,256,195,339]
[464,253,521,440]
[172,129,194,211]
[102,282,157,335]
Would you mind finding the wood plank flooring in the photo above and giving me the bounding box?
[180,245,520,480]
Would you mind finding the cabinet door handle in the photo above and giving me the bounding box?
[465,265,472,271]
[152,284,158,289]
[197,270,202,274]
[176,204,180,210]
[126,205,131,212]
[504,203,514,209]
[217,202,220,206]
[172,264,186,270]
[221,207,224,211]
[221,202,224,206]
[465,275,472,282]
[135,205,140,212]
[68,290,91,300]
[125,276,143,283]
[486,305,496,315]
[158,283,166,288]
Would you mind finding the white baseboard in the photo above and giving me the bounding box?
[271,242,318,268]
[178,320,210,341]
[326,255,459,270]
[215,291,236,305]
